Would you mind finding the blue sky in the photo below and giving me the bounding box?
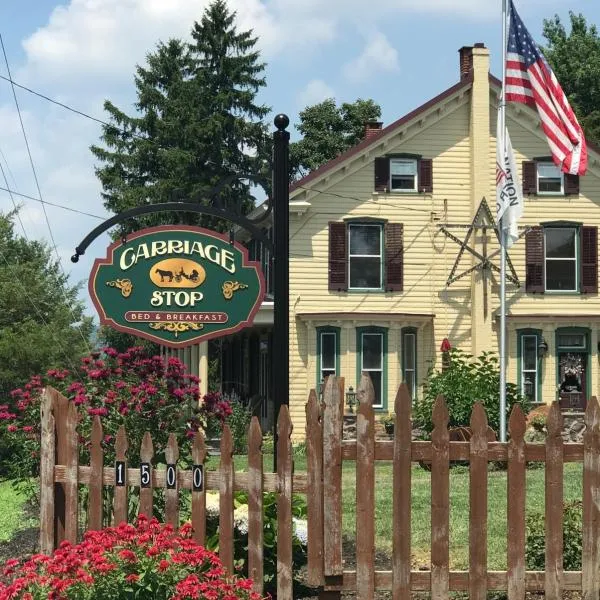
[0,0,598,318]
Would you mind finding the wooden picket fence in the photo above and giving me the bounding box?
[40,375,600,600]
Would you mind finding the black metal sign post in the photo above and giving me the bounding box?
[272,114,290,469]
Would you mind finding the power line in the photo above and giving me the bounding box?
[1,33,93,355]
[0,185,104,219]
[0,158,27,238]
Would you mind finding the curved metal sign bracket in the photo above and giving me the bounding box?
[71,201,273,263]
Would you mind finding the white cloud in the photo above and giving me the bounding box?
[297,79,335,109]
[343,32,399,84]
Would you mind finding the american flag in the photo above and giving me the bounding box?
[505,0,587,176]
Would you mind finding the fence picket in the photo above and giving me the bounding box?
[191,431,207,545]
[306,389,324,586]
[277,404,294,600]
[248,417,264,595]
[39,388,56,554]
[114,426,129,525]
[88,416,104,531]
[53,388,69,545]
[469,402,488,600]
[356,374,375,598]
[545,402,564,600]
[139,432,154,518]
[392,383,412,600]
[507,404,526,600]
[165,434,179,527]
[583,396,600,600]
[64,400,79,544]
[219,425,234,573]
[431,396,449,600]
[322,375,343,578]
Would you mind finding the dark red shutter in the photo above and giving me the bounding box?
[328,222,347,291]
[522,161,537,195]
[581,225,598,294]
[374,157,389,192]
[525,226,545,293]
[565,173,580,195]
[418,159,433,193]
[384,223,403,292]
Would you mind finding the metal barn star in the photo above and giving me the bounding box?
[438,198,525,316]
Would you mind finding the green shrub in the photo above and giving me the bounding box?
[413,349,530,437]
[526,500,582,570]
[227,399,254,454]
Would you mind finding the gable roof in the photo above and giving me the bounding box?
[289,71,474,194]
[290,70,599,197]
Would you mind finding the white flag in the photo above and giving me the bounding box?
[496,106,523,248]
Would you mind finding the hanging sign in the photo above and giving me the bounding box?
[89,226,265,348]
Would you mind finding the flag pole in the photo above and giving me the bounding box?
[499,0,508,443]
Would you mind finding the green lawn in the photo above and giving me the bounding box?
[0,480,36,543]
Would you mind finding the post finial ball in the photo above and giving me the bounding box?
[274,113,289,131]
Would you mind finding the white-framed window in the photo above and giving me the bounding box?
[390,158,418,192]
[537,162,563,194]
[348,223,382,290]
[319,331,337,382]
[520,334,539,404]
[557,333,586,349]
[402,329,417,400]
[361,332,384,409]
[544,227,578,291]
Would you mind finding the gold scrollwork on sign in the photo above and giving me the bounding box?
[106,279,133,298]
[222,281,248,300]
[148,322,204,338]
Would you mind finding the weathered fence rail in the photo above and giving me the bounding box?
[40,374,600,600]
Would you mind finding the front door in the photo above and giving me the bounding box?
[558,352,587,411]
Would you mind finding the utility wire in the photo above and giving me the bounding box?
[0,158,27,238]
[0,33,92,355]
[0,185,104,219]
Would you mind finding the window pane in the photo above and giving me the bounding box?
[403,333,415,370]
[391,175,416,190]
[558,334,585,349]
[522,335,537,370]
[390,159,417,175]
[405,370,415,398]
[349,225,380,255]
[546,259,577,290]
[370,371,382,407]
[321,333,336,370]
[522,372,537,402]
[362,334,382,370]
[538,163,561,179]
[539,178,562,193]
[546,228,576,258]
[350,257,381,288]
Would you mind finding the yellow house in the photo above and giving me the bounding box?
[279,42,600,436]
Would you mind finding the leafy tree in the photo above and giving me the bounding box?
[413,349,530,437]
[91,0,271,234]
[542,12,600,145]
[290,98,381,179]
[0,213,92,397]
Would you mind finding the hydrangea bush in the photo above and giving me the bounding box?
[1,347,231,495]
[0,515,265,599]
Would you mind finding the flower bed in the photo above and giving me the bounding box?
[0,515,264,599]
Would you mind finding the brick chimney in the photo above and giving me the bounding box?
[364,120,383,140]
[459,42,486,80]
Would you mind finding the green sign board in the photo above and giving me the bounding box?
[89,226,265,348]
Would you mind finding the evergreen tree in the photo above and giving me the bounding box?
[290,98,381,179]
[91,0,270,233]
[0,213,92,397]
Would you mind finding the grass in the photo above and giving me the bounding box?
[0,480,36,543]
